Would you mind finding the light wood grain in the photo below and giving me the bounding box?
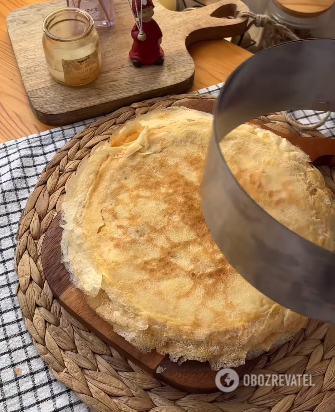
[0,0,251,143]
[189,39,252,90]
[0,1,51,143]
[275,0,334,17]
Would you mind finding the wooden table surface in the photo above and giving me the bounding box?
[0,0,252,143]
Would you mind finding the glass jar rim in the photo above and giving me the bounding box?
[43,8,94,42]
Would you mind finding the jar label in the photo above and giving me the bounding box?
[62,50,100,86]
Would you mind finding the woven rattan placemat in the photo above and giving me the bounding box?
[14,94,335,412]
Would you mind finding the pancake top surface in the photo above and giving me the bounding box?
[61,107,335,367]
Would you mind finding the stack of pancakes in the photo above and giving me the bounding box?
[61,108,335,369]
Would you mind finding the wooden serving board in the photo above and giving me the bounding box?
[7,0,248,126]
[41,97,335,393]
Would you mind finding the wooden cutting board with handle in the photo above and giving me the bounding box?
[41,97,335,393]
[7,0,248,126]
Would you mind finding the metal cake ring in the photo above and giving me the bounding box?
[202,39,335,323]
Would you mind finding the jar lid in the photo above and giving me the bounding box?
[274,0,335,17]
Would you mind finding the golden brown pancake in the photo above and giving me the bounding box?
[61,108,335,369]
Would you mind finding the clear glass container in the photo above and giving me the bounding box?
[260,0,333,49]
[43,8,102,86]
[238,0,269,52]
[321,4,335,38]
[67,0,115,28]
[268,0,332,37]
[243,0,269,14]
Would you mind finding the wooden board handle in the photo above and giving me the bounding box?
[173,0,249,45]
[192,0,248,19]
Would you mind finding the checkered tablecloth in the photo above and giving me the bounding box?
[1,84,335,412]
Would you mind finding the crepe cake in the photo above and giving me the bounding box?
[61,107,335,369]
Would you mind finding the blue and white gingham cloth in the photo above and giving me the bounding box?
[1,84,335,412]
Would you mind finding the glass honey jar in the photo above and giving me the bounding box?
[43,8,102,86]
[261,0,335,49]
